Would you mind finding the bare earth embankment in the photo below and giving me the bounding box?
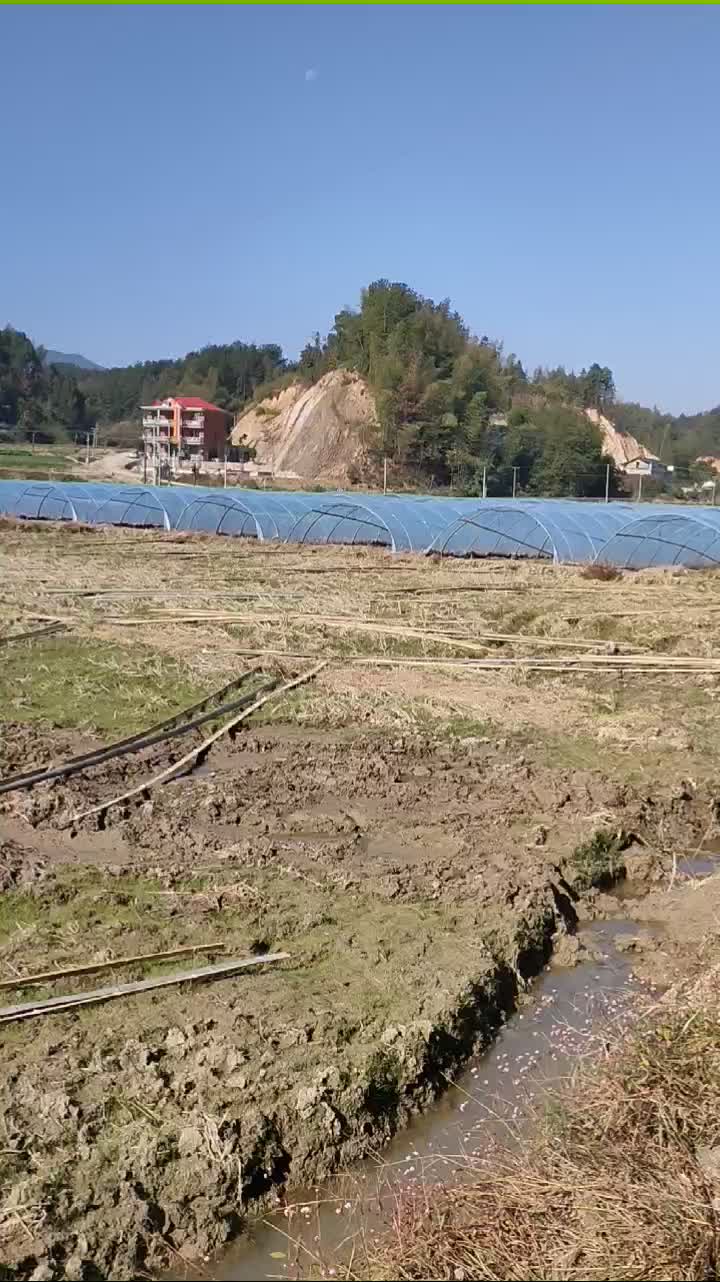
[0,522,719,1279]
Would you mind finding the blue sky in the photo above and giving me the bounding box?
[2,5,718,412]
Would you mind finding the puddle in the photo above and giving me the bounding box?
[613,850,720,901]
[676,853,720,879]
[180,918,651,1281]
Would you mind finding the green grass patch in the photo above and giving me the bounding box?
[0,446,75,469]
[409,705,495,741]
[0,868,167,948]
[0,634,211,734]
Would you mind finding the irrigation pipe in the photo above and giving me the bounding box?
[62,660,327,828]
[0,666,267,796]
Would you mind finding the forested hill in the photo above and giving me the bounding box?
[43,350,103,371]
[3,280,719,493]
[0,327,92,439]
[283,280,720,493]
[76,343,287,426]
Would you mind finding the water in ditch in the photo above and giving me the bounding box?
[169,915,650,1282]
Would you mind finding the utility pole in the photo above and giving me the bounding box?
[30,431,36,454]
[713,480,717,507]
[223,453,228,489]
[85,432,91,466]
[512,466,519,498]
[605,463,610,504]
[482,464,487,500]
[638,473,643,502]
[383,457,388,494]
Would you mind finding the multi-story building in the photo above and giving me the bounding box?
[141,396,230,472]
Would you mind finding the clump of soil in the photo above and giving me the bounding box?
[0,839,46,892]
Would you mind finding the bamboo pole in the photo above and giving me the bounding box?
[0,953,290,1024]
[43,610,646,654]
[0,665,265,796]
[63,661,326,827]
[0,941,228,990]
[0,622,65,647]
[228,648,720,674]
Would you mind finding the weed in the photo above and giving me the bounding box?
[581,562,624,581]
[569,829,624,891]
[500,606,540,631]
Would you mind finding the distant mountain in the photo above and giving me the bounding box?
[44,349,104,371]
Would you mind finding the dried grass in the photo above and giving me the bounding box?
[3,527,720,755]
[365,974,720,1281]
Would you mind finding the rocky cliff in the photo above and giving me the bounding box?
[231,370,377,482]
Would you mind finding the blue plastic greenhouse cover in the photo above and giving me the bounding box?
[428,500,638,563]
[0,478,719,568]
[596,509,720,570]
[0,482,330,539]
[286,494,472,552]
[0,481,83,523]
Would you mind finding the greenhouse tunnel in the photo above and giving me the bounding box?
[286,495,473,553]
[428,500,638,564]
[173,490,315,541]
[0,481,81,523]
[0,482,331,540]
[1,479,720,568]
[595,510,720,569]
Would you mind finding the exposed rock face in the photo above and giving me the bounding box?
[586,407,658,468]
[231,371,377,482]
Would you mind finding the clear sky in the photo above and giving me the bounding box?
[2,5,718,412]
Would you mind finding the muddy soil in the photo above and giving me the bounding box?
[0,722,717,1280]
[0,720,712,896]
[599,857,720,988]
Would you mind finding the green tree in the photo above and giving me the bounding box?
[0,326,91,439]
[581,363,615,411]
[528,406,614,497]
[298,333,325,383]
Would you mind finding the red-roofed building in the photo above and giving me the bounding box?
[141,395,231,472]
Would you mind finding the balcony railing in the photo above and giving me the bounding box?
[142,414,173,427]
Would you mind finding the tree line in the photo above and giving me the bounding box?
[76,342,287,428]
[3,281,720,495]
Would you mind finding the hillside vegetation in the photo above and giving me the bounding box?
[0,327,92,442]
[4,278,720,491]
[291,281,618,493]
[76,341,286,425]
